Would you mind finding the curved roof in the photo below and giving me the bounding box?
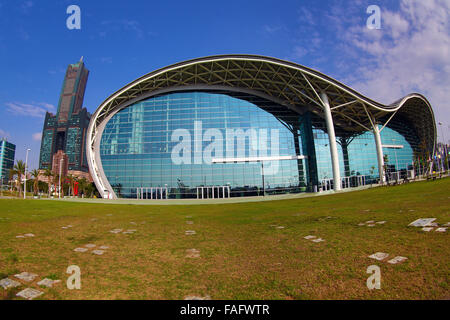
[86,54,437,197]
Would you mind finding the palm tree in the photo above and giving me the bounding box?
[11,160,26,197]
[8,168,14,192]
[53,173,60,197]
[30,169,40,196]
[43,168,53,197]
[67,174,75,196]
[77,177,88,196]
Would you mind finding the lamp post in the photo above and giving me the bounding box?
[438,122,446,145]
[260,160,265,196]
[438,122,447,172]
[59,158,63,199]
[24,148,31,199]
[391,139,399,181]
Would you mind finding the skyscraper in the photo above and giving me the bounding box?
[0,138,15,184]
[38,57,91,179]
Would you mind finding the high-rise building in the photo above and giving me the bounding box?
[0,138,16,183]
[38,57,91,179]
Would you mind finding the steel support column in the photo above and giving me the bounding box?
[320,92,342,191]
[373,125,385,184]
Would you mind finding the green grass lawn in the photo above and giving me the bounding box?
[0,179,449,300]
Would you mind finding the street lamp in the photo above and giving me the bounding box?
[438,122,448,172]
[59,158,63,199]
[438,122,446,145]
[24,148,31,199]
[391,139,399,181]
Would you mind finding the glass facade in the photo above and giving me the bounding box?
[99,91,419,198]
[0,140,16,181]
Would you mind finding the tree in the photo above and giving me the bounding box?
[53,173,60,197]
[43,168,53,197]
[30,169,40,196]
[77,177,88,196]
[67,174,75,196]
[11,160,26,197]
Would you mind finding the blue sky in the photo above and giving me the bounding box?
[0,0,449,169]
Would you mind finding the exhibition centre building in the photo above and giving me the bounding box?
[86,55,436,199]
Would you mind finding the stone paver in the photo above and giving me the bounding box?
[186,221,194,225]
[184,295,211,300]
[304,235,316,240]
[408,218,436,227]
[422,227,434,232]
[276,226,285,229]
[74,247,88,252]
[359,220,386,227]
[0,278,21,289]
[37,278,61,288]
[85,244,96,248]
[99,246,109,250]
[16,235,25,238]
[14,272,38,282]
[186,249,200,258]
[435,227,447,233]
[387,256,408,265]
[311,238,325,243]
[92,250,105,255]
[368,252,389,261]
[16,288,44,300]
[185,230,196,235]
[24,233,35,237]
[130,222,137,225]
[110,229,123,234]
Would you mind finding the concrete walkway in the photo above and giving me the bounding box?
[38,184,377,206]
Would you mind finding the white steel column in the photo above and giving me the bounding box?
[373,125,385,184]
[320,92,342,191]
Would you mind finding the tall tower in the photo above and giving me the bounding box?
[38,58,91,179]
[0,138,15,182]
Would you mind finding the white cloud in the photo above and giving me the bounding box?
[336,0,450,124]
[20,1,33,13]
[32,132,42,141]
[100,20,145,39]
[263,25,282,34]
[5,102,55,118]
[0,129,10,139]
[100,57,113,64]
